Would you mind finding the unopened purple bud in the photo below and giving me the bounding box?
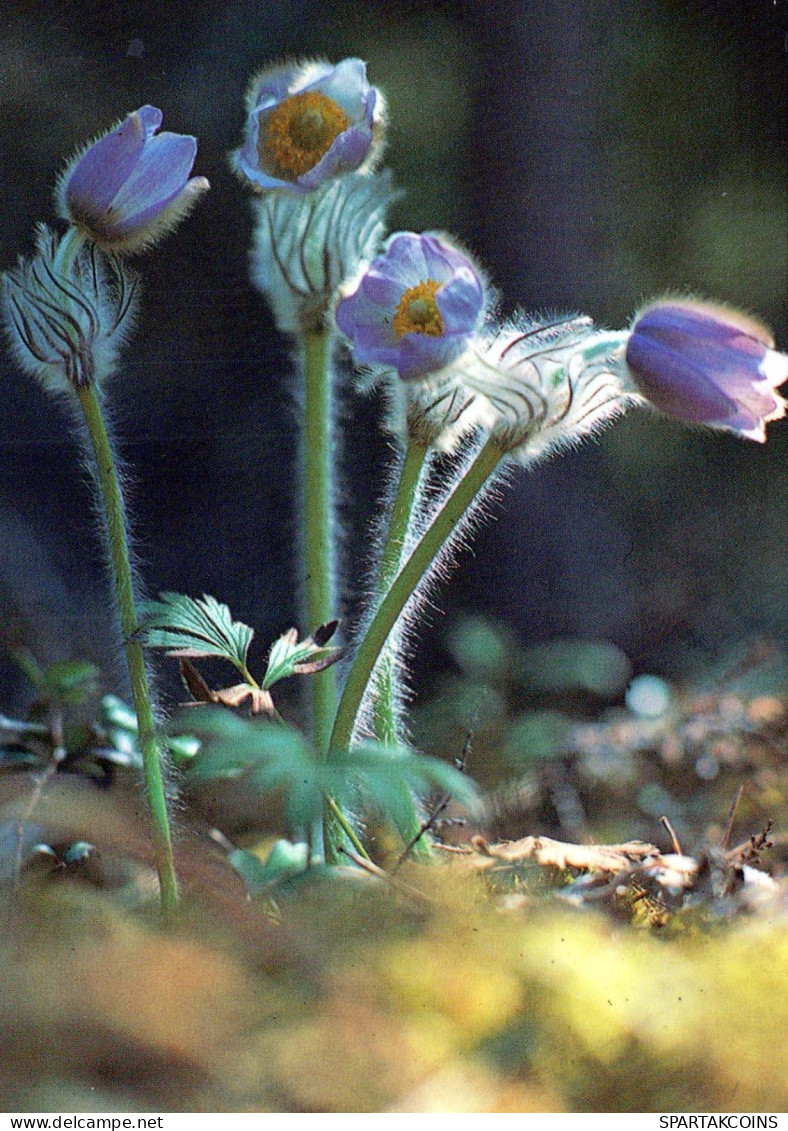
[335,231,486,382]
[57,106,209,254]
[625,300,787,441]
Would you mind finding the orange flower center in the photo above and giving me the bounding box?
[392,279,444,339]
[262,91,350,178]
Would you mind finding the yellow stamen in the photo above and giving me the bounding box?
[392,279,444,339]
[262,90,350,178]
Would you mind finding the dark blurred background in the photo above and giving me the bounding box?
[0,0,786,716]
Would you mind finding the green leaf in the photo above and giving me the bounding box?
[138,592,254,672]
[42,660,100,705]
[182,710,312,779]
[63,841,95,866]
[181,710,323,830]
[448,616,513,681]
[504,711,571,764]
[179,711,479,839]
[230,840,309,895]
[333,742,479,817]
[262,622,341,689]
[96,694,143,769]
[519,639,632,697]
[11,652,100,706]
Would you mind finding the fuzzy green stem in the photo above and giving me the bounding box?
[330,436,505,760]
[77,384,178,915]
[373,440,429,741]
[371,440,432,852]
[378,441,431,603]
[301,329,343,861]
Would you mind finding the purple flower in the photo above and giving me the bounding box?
[335,232,486,381]
[625,300,788,441]
[57,106,209,254]
[233,58,382,193]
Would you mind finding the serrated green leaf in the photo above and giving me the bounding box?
[262,622,341,689]
[139,592,254,673]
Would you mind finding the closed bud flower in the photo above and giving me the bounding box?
[233,58,384,194]
[56,106,209,255]
[1,226,137,392]
[624,299,788,441]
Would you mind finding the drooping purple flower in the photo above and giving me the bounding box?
[335,232,486,381]
[56,106,209,254]
[233,59,383,194]
[625,300,788,441]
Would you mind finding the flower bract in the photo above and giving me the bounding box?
[335,232,486,382]
[625,300,788,441]
[460,317,634,462]
[1,226,137,391]
[233,59,382,193]
[252,170,396,333]
[57,106,209,254]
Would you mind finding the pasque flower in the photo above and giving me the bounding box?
[625,299,788,441]
[335,232,486,382]
[233,58,383,193]
[57,106,209,254]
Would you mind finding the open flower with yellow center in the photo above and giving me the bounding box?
[335,232,486,382]
[233,58,383,193]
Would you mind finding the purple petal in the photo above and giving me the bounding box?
[107,132,196,222]
[65,108,158,216]
[626,335,738,422]
[336,230,487,381]
[397,334,463,381]
[309,58,370,118]
[421,234,474,282]
[297,126,373,188]
[382,233,430,280]
[352,324,401,362]
[250,64,302,110]
[624,301,787,435]
[104,175,206,241]
[436,267,484,336]
[336,288,398,353]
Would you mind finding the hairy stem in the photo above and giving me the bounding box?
[301,329,343,860]
[330,435,504,760]
[77,384,178,915]
[372,440,429,742]
[370,440,431,851]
